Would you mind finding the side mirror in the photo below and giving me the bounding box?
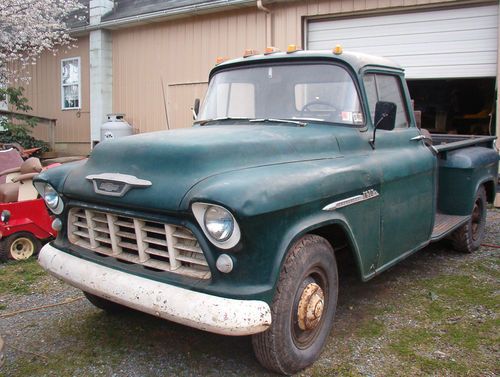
[192,98,200,120]
[374,101,396,131]
[370,101,397,149]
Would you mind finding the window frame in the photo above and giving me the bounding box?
[201,60,368,128]
[362,70,411,129]
[61,57,81,110]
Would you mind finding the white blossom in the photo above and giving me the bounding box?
[0,0,86,83]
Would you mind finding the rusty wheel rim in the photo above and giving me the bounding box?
[292,267,328,349]
[10,237,34,260]
[471,199,483,241]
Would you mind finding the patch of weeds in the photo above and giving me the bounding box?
[426,301,464,322]
[418,274,496,311]
[0,303,6,310]
[0,259,46,295]
[444,318,499,351]
[389,328,468,374]
[355,318,385,338]
[389,328,434,357]
[412,354,467,376]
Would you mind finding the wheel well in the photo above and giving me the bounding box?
[483,180,495,203]
[309,224,361,279]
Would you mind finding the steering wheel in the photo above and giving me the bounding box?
[300,100,337,114]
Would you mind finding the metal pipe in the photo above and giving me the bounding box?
[256,0,271,13]
[256,0,273,47]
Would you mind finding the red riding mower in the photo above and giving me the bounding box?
[0,151,57,261]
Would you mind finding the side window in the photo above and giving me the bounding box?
[363,73,409,128]
[363,74,378,124]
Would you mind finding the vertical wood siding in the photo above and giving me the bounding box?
[112,0,463,132]
[21,37,90,147]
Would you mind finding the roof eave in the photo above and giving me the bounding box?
[70,0,261,33]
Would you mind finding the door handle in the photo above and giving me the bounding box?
[410,135,429,141]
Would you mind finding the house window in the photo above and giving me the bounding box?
[61,57,81,109]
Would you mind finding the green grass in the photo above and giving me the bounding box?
[355,318,385,338]
[0,258,46,295]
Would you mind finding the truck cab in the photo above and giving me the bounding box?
[34,48,498,375]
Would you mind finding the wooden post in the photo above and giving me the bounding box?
[48,119,56,151]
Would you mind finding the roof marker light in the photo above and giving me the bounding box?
[264,46,281,55]
[243,49,259,58]
[287,44,299,53]
[216,56,229,65]
[333,44,343,55]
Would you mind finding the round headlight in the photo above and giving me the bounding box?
[44,185,60,209]
[203,206,234,242]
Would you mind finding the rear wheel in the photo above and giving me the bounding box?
[451,185,487,253]
[0,232,41,261]
[83,291,126,314]
[252,234,338,375]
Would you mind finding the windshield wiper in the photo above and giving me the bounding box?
[195,117,252,126]
[249,118,307,127]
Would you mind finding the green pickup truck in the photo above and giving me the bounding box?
[34,49,499,374]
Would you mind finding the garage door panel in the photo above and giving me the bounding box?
[403,65,497,79]
[355,45,497,60]
[308,16,497,43]
[312,38,497,57]
[307,5,498,78]
[308,6,495,32]
[310,29,498,49]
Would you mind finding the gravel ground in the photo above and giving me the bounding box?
[0,209,499,377]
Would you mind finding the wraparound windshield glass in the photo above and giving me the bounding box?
[198,63,363,125]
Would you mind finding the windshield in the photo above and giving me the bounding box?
[198,63,363,125]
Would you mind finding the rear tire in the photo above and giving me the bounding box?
[252,234,338,375]
[0,232,41,261]
[83,291,126,314]
[451,185,487,253]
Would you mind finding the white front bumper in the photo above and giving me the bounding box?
[38,243,272,336]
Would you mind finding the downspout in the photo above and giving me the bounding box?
[257,0,273,47]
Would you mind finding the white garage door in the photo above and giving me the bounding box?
[307,5,498,79]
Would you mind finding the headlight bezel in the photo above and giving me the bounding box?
[33,181,64,215]
[192,202,241,249]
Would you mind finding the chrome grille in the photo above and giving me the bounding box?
[68,208,211,279]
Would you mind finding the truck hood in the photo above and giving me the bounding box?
[62,125,342,211]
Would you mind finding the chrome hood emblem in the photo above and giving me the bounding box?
[86,173,152,197]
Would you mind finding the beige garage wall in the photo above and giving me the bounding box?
[112,8,267,132]
[112,0,463,133]
[20,36,91,155]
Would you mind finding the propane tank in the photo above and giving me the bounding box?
[100,113,133,141]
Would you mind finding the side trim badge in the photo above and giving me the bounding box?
[86,173,152,197]
[322,189,379,211]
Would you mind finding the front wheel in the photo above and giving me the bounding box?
[0,232,41,261]
[451,185,487,253]
[83,291,126,314]
[252,234,338,375]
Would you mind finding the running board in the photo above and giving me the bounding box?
[431,213,469,241]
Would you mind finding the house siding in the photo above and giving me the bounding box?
[23,36,91,155]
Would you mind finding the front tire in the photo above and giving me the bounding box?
[83,291,126,314]
[451,185,487,253]
[252,234,338,375]
[0,232,41,261]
